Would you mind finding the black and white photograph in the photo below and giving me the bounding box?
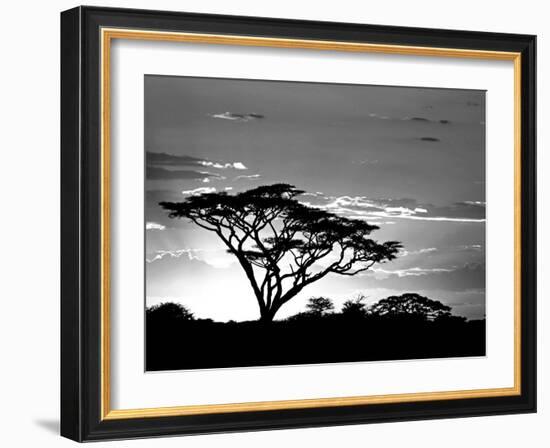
[52,4,538,443]
[145,75,487,371]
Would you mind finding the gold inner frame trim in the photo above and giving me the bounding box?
[100,27,522,420]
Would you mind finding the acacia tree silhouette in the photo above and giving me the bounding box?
[160,184,401,322]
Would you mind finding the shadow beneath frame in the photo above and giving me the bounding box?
[34,419,59,435]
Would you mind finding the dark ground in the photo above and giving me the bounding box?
[146,311,485,371]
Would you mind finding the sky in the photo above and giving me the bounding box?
[144,75,486,321]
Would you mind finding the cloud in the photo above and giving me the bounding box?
[384,215,483,223]
[418,137,440,142]
[147,152,246,170]
[146,152,248,182]
[209,112,264,122]
[364,262,485,291]
[200,160,248,170]
[368,113,390,120]
[372,266,454,277]
[400,247,438,257]
[366,113,452,125]
[146,249,202,263]
[463,201,485,206]
[147,166,210,181]
[234,174,261,181]
[358,159,379,165]
[146,222,166,231]
[146,248,235,269]
[147,152,205,167]
[377,244,484,277]
[298,194,485,223]
[182,187,216,196]
[458,244,483,251]
[406,117,450,125]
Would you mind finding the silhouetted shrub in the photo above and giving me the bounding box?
[368,293,452,321]
[341,295,368,318]
[147,302,194,322]
[305,297,334,315]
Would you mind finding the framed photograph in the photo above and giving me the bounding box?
[61,6,536,442]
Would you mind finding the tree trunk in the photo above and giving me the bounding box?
[259,309,275,323]
[259,305,280,323]
[258,286,305,322]
[259,298,288,323]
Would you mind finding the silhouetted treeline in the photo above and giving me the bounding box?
[146,294,485,371]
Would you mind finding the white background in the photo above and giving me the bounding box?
[111,39,515,409]
[0,0,547,446]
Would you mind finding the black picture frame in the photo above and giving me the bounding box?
[61,5,536,442]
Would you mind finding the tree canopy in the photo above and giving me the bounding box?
[160,183,401,321]
[305,297,335,315]
[341,295,368,318]
[368,293,452,321]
